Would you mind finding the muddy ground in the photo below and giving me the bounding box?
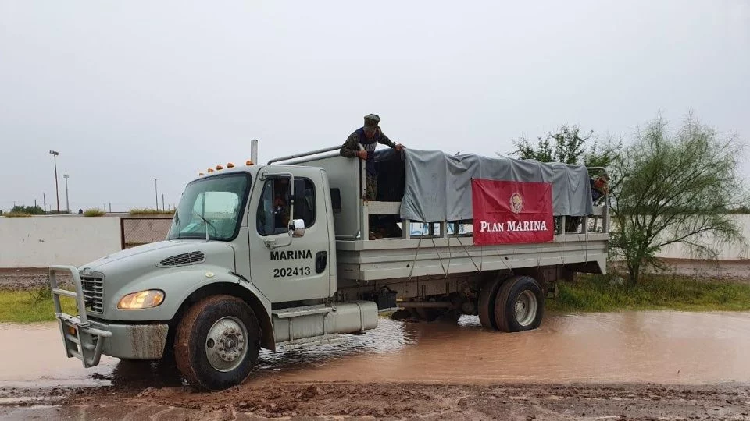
[2,382,749,420]
[0,268,69,290]
[2,265,750,419]
[2,312,750,419]
[641,259,750,284]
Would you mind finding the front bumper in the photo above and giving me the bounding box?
[49,266,169,366]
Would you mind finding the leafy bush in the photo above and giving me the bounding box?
[83,208,105,217]
[10,205,45,215]
[610,114,745,285]
[129,208,175,215]
[727,206,750,214]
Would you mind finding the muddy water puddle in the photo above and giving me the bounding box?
[0,323,117,388]
[1,311,749,389]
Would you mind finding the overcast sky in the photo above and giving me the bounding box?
[1,1,748,212]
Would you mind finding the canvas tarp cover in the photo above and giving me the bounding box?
[399,149,593,222]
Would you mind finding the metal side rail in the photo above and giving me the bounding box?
[267,145,341,165]
[49,265,112,367]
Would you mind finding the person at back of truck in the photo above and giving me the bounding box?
[340,114,404,202]
[590,174,609,204]
[340,114,404,239]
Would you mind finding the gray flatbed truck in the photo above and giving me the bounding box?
[50,144,609,390]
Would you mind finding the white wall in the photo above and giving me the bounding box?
[1,214,748,268]
[0,216,122,267]
[656,215,750,260]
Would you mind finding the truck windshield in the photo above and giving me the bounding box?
[167,173,251,241]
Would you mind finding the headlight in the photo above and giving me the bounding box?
[117,290,165,310]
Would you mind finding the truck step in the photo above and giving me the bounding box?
[273,305,333,319]
[273,301,378,343]
[277,334,345,350]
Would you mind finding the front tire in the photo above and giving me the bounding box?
[494,276,544,332]
[174,295,260,390]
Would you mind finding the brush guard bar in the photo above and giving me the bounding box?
[49,265,111,367]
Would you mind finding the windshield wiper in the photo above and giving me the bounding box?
[172,209,181,239]
[193,212,217,241]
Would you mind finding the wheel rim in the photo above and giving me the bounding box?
[514,290,538,327]
[205,316,248,372]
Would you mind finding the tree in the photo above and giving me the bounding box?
[609,114,746,285]
[510,125,620,233]
[511,124,619,170]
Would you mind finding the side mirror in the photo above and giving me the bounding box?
[289,219,306,238]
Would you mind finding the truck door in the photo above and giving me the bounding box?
[248,172,331,303]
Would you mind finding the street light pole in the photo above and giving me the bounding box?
[49,150,60,213]
[154,178,159,210]
[63,175,70,213]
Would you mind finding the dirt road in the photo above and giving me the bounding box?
[0,268,58,290]
[3,382,748,420]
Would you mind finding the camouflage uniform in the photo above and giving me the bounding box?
[340,114,398,201]
[364,174,378,202]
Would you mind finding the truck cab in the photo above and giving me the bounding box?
[51,162,377,390]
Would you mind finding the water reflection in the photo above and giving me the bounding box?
[3,311,749,389]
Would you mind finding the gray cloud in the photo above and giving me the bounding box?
[1,0,748,211]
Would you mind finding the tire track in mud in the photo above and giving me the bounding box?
[4,382,741,420]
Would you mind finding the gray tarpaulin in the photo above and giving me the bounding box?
[399,149,593,222]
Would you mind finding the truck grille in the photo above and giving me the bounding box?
[80,276,104,314]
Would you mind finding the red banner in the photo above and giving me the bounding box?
[472,179,554,245]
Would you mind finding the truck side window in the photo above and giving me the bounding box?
[330,188,342,214]
[294,178,316,228]
[256,178,316,236]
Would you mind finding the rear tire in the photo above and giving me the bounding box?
[174,295,260,390]
[478,277,504,330]
[494,276,544,332]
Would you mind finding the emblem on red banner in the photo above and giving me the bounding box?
[510,192,523,214]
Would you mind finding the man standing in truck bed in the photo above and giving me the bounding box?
[340,114,403,201]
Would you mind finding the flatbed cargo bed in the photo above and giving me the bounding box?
[269,147,610,287]
[335,232,607,284]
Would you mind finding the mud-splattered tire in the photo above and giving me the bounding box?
[478,277,504,330]
[174,295,260,390]
[494,276,544,332]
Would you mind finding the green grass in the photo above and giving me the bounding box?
[0,289,78,323]
[3,212,33,218]
[2,275,749,323]
[548,274,750,313]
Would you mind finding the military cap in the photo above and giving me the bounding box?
[364,114,380,127]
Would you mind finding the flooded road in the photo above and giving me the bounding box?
[2,311,749,388]
[256,311,750,385]
[0,323,116,388]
